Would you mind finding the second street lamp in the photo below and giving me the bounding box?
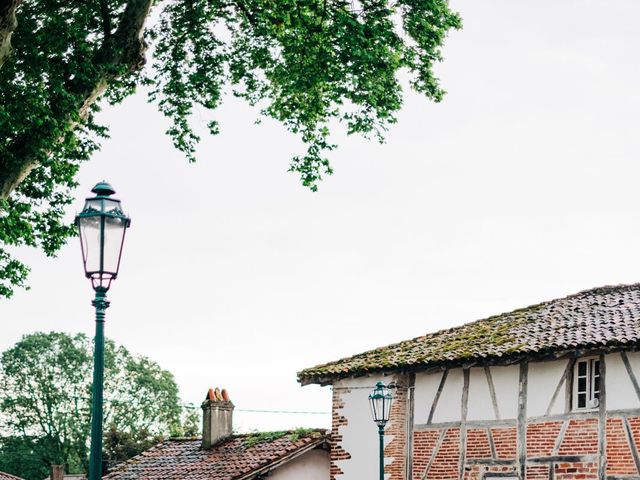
[369,381,393,480]
[76,181,131,480]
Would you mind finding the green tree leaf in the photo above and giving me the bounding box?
[0,332,185,478]
[0,0,461,297]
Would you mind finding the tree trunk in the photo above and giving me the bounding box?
[0,0,20,69]
[0,0,153,200]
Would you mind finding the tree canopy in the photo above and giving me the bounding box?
[0,331,187,478]
[0,0,461,297]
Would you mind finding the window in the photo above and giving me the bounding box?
[574,357,600,410]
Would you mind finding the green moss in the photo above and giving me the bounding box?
[243,431,289,448]
[288,427,316,443]
[242,428,316,448]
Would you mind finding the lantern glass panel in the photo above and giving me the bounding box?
[383,395,392,422]
[78,215,102,274]
[102,215,128,274]
[372,395,385,423]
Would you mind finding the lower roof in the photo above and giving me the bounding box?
[104,429,328,480]
[298,284,640,385]
[0,472,25,480]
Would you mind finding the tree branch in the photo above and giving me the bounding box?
[0,0,20,69]
[100,0,113,39]
[0,0,153,200]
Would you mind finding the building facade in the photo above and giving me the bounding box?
[299,284,640,480]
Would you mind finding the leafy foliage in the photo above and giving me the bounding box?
[0,332,183,477]
[0,0,461,297]
[0,436,51,480]
[102,426,163,469]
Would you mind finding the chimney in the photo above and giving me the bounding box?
[50,465,64,480]
[201,387,234,449]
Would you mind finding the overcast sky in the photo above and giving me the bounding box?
[1,0,640,433]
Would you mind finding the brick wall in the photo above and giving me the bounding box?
[385,380,409,480]
[330,387,350,480]
[412,416,640,480]
[557,419,598,455]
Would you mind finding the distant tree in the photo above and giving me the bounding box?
[102,426,163,469]
[0,436,50,480]
[0,0,462,298]
[103,407,200,469]
[0,332,183,478]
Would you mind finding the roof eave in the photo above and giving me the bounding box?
[298,341,640,386]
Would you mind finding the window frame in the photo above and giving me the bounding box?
[572,356,601,411]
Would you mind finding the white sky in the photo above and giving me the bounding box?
[1,0,640,433]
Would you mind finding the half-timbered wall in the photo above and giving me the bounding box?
[329,351,640,480]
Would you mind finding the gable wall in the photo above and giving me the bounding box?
[329,351,640,480]
[269,448,330,480]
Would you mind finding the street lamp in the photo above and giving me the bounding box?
[369,381,393,480]
[76,181,130,480]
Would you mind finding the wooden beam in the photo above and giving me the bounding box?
[598,354,607,480]
[485,366,501,420]
[547,359,575,416]
[528,455,598,463]
[422,428,447,480]
[552,420,569,456]
[459,368,470,480]
[565,356,576,413]
[621,352,640,403]
[487,428,497,460]
[406,373,416,480]
[416,407,640,431]
[465,459,514,466]
[623,417,640,475]
[517,361,528,480]
[427,370,448,425]
[415,419,516,430]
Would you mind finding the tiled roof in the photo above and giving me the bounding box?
[104,429,328,480]
[0,472,25,480]
[298,284,640,384]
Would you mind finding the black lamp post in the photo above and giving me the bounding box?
[76,181,130,480]
[369,381,393,480]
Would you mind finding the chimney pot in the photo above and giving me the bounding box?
[202,387,234,449]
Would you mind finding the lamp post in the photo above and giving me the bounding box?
[76,182,130,480]
[369,381,393,480]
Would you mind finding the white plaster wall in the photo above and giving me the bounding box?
[605,352,640,411]
[527,359,568,417]
[487,365,519,419]
[333,376,393,480]
[467,367,495,421]
[431,368,464,423]
[414,365,519,424]
[269,448,329,480]
[624,351,640,378]
[413,370,445,424]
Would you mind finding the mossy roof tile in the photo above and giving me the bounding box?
[103,429,327,480]
[298,284,640,384]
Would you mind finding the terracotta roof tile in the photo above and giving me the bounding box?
[298,284,640,384]
[104,429,327,480]
[0,472,26,480]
